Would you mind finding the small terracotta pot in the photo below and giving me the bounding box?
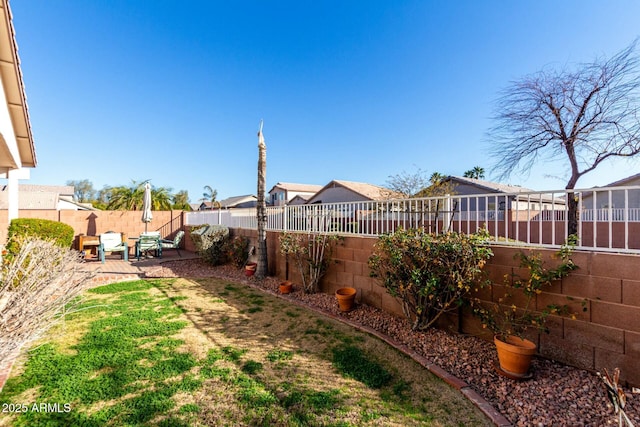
[494,335,537,378]
[279,281,293,294]
[335,287,357,312]
[245,262,257,276]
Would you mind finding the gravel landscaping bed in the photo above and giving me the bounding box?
[142,259,640,427]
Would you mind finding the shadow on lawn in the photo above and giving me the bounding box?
[0,278,493,427]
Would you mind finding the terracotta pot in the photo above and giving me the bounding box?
[279,281,293,294]
[335,287,357,312]
[494,335,537,378]
[245,262,257,277]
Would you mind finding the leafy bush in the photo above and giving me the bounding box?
[226,236,250,268]
[6,218,75,256]
[368,228,493,331]
[190,225,229,266]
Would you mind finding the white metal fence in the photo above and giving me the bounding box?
[185,185,640,254]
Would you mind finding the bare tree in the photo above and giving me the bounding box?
[386,167,430,197]
[489,40,640,235]
[256,121,268,278]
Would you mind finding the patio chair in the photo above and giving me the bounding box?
[98,232,128,263]
[160,230,184,257]
[135,231,161,260]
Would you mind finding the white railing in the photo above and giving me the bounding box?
[185,185,640,254]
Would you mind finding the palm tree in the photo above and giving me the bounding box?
[463,166,486,180]
[202,185,219,210]
[150,186,173,210]
[429,172,446,185]
[106,180,172,210]
[256,121,268,278]
[173,190,191,210]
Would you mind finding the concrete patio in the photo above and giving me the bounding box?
[81,249,199,285]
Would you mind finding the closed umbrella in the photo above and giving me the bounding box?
[141,182,153,233]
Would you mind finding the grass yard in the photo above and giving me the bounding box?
[0,278,492,426]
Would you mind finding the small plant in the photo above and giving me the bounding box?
[279,231,341,294]
[472,236,582,341]
[598,368,635,427]
[368,228,493,330]
[226,236,250,268]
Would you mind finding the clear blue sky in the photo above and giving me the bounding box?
[10,0,640,202]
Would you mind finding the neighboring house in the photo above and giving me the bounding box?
[218,194,258,209]
[0,184,96,210]
[288,194,311,205]
[197,201,216,211]
[268,182,323,206]
[197,195,258,210]
[581,173,640,212]
[305,180,401,204]
[444,176,564,213]
[0,0,37,223]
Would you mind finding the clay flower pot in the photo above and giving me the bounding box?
[245,262,257,277]
[494,335,537,379]
[279,281,293,294]
[335,287,357,312]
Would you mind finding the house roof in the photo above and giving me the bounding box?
[602,172,640,187]
[447,176,564,204]
[268,182,323,194]
[314,180,402,201]
[219,194,257,208]
[289,194,311,203]
[446,176,534,194]
[0,184,89,209]
[0,0,36,171]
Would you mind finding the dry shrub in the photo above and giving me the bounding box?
[0,237,95,369]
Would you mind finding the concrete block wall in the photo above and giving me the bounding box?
[235,228,639,387]
[465,247,640,386]
[0,210,185,256]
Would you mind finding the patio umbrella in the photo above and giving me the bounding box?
[141,182,153,233]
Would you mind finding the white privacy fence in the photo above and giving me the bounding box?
[185,185,640,254]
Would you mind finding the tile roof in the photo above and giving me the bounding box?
[447,176,534,193]
[268,182,323,193]
[321,180,402,201]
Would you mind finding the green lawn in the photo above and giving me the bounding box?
[0,278,492,426]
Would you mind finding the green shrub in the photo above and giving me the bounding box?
[6,218,75,256]
[368,228,493,331]
[190,225,229,266]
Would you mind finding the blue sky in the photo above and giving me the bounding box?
[10,0,640,202]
